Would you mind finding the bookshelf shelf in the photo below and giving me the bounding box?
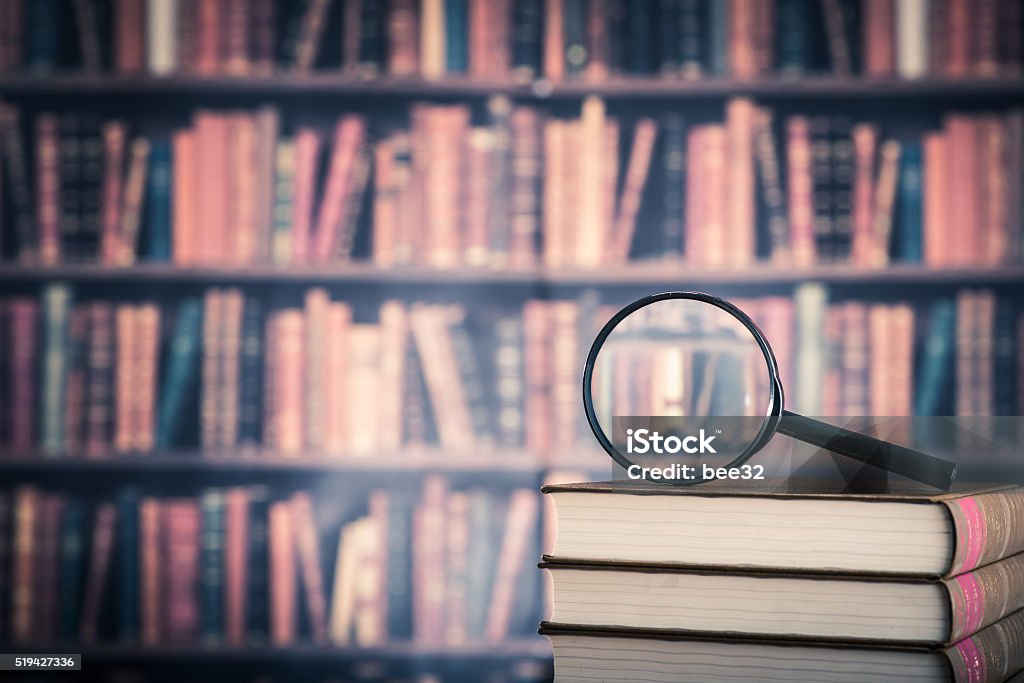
[18,639,552,662]
[1,75,1023,100]
[2,263,1024,287]
[0,451,609,476]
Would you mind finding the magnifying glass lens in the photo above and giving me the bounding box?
[589,297,775,475]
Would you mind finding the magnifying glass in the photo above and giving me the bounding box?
[582,292,956,490]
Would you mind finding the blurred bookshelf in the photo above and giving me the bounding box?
[4,263,1024,286]
[1,0,1024,681]
[3,74,1024,99]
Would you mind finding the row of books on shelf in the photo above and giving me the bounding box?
[0,476,543,647]
[0,0,1022,82]
[2,97,1022,270]
[0,283,1020,459]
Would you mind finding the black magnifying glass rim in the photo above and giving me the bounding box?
[582,291,785,485]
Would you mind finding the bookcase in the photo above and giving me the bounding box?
[1,0,1023,682]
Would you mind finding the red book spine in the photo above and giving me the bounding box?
[140,497,162,645]
[224,0,251,75]
[585,0,609,81]
[544,0,565,81]
[726,98,756,267]
[701,125,728,268]
[231,114,258,264]
[542,120,567,267]
[196,0,222,75]
[974,0,998,74]
[100,121,127,266]
[115,0,146,73]
[224,488,248,646]
[178,0,199,73]
[0,0,24,73]
[948,115,979,265]
[685,126,707,263]
[195,112,229,263]
[851,123,877,267]
[469,0,490,78]
[290,493,328,644]
[372,138,398,267]
[275,310,305,455]
[114,306,137,453]
[12,487,37,644]
[85,302,114,457]
[388,0,419,76]
[36,113,60,266]
[486,0,511,77]
[8,299,38,452]
[947,0,972,75]
[864,0,895,76]
[786,116,816,267]
[79,502,116,643]
[980,117,1007,265]
[290,128,321,265]
[463,129,492,266]
[172,129,196,265]
[923,131,949,266]
[342,0,362,72]
[751,0,774,75]
[312,116,367,263]
[162,500,200,643]
[508,106,541,268]
[252,0,276,75]
[303,289,328,451]
[729,0,758,78]
[550,302,580,452]
[324,302,352,453]
[269,500,296,645]
[610,118,657,263]
[134,303,160,452]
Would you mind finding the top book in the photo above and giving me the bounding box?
[542,479,1024,577]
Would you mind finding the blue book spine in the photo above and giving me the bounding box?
[994,299,1017,417]
[565,0,589,75]
[25,0,59,72]
[386,496,413,639]
[156,299,202,448]
[144,138,172,262]
[444,0,468,73]
[914,300,955,416]
[707,0,728,75]
[117,488,139,640]
[775,0,810,74]
[465,490,496,636]
[247,487,270,642]
[201,490,225,643]
[625,0,655,74]
[896,141,923,263]
[58,500,85,640]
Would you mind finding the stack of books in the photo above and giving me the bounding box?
[540,480,1024,682]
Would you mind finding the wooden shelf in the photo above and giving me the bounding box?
[0,450,609,476]
[18,639,552,662]
[2,74,1024,99]
[2,263,1024,287]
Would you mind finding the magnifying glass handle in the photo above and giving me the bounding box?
[777,410,957,491]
